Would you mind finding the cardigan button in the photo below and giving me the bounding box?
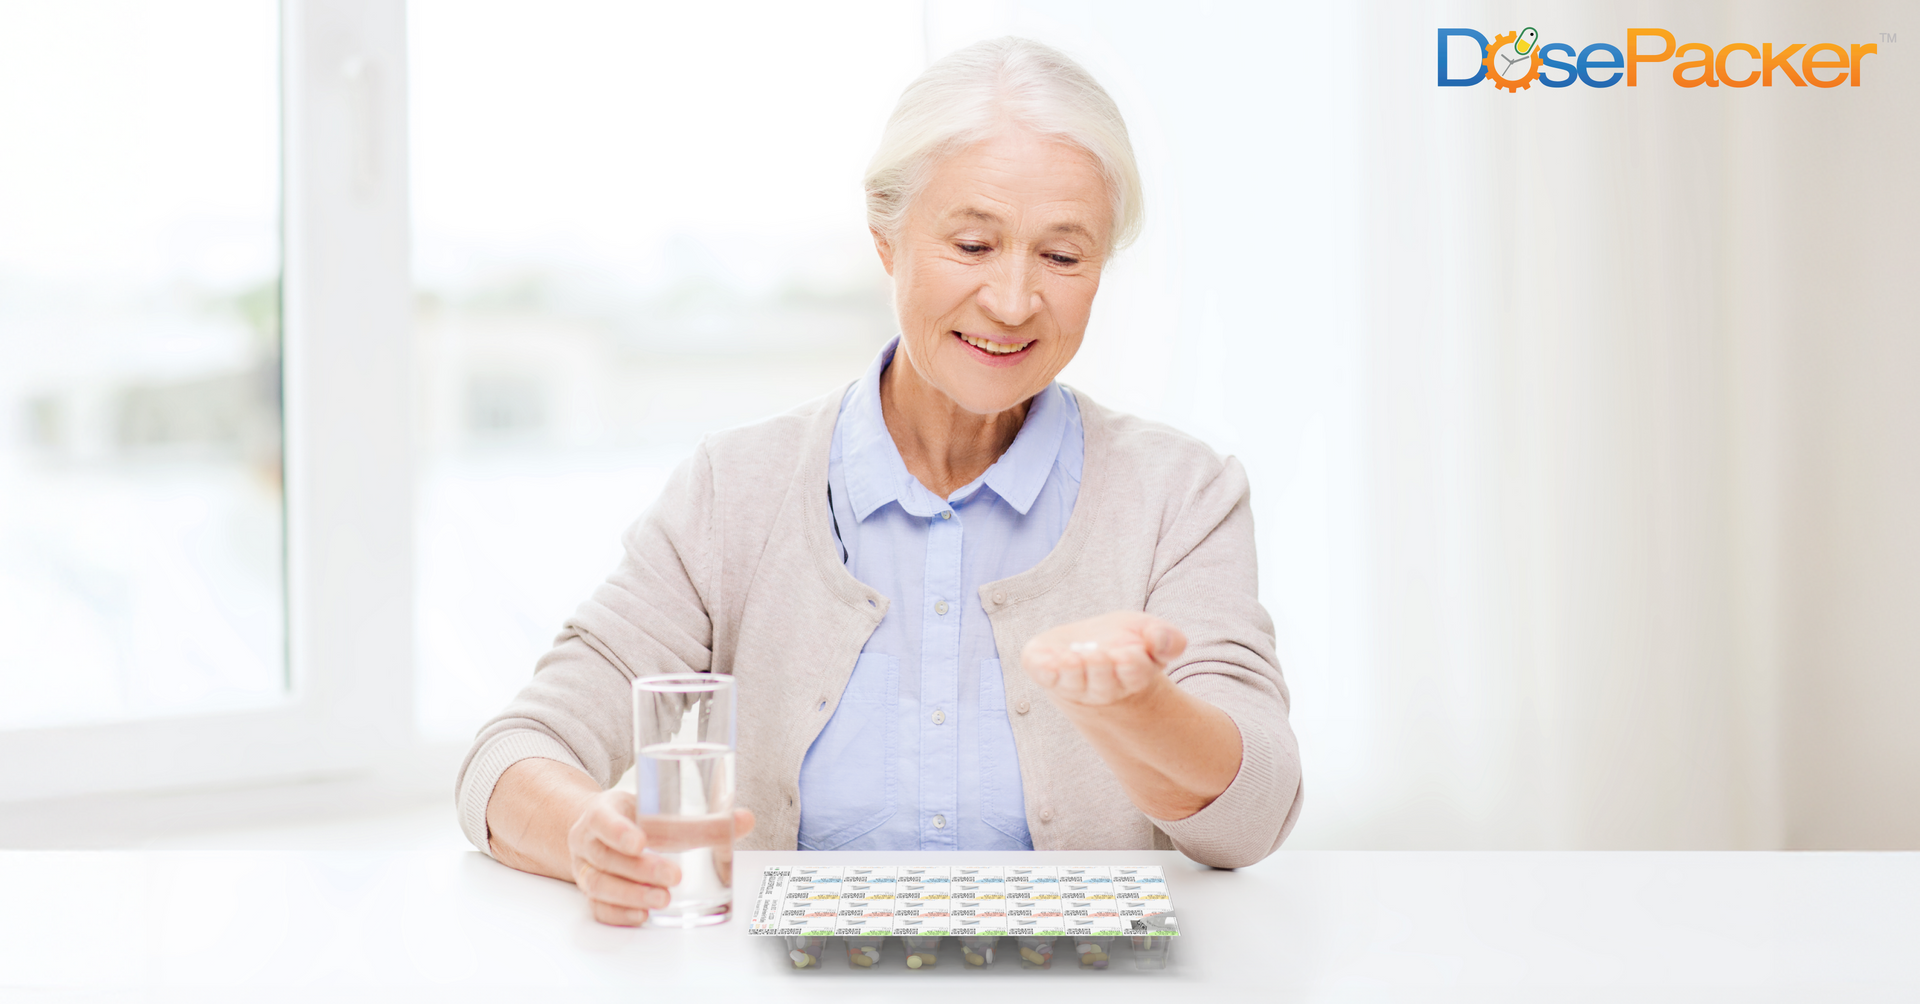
[1015,700,1030,715]
[991,592,1006,605]
[1039,809,1053,823]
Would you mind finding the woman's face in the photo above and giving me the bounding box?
[875,129,1113,416]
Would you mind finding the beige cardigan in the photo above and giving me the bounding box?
[456,386,1303,868]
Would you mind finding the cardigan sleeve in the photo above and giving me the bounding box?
[454,443,720,855]
[1140,455,1304,866]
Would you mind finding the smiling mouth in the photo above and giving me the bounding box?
[955,332,1033,355]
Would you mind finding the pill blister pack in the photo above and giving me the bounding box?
[749,865,1178,971]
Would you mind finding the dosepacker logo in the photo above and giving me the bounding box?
[1440,28,1881,90]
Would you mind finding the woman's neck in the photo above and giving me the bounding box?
[879,351,1029,500]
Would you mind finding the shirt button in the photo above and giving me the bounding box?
[940,510,952,520]
[931,709,945,725]
[932,814,947,829]
[934,600,949,616]
[1015,700,1030,715]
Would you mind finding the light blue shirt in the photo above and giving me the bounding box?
[798,338,1083,850]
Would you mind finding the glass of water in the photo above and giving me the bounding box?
[632,673,736,927]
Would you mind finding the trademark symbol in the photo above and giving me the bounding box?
[1881,32,1897,43]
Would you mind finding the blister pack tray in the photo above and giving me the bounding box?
[749,864,1179,971]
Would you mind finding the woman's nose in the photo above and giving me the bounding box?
[978,257,1042,328]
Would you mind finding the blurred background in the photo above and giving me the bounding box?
[1,0,1914,851]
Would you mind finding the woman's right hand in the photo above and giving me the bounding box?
[565,787,683,926]
[487,757,754,927]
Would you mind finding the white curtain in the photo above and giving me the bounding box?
[935,0,1920,849]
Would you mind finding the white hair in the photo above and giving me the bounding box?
[864,37,1144,252]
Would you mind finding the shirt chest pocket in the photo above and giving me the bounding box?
[978,659,1033,846]
[797,652,899,850]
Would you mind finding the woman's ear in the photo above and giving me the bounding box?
[870,227,896,277]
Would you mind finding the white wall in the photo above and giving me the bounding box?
[1753,1,1920,847]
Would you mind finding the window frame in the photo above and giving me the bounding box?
[0,0,414,804]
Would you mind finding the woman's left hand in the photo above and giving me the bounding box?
[1019,611,1237,820]
[1021,611,1188,708]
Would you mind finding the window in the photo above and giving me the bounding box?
[409,0,923,740]
[0,0,412,804]
[0,1,282,728]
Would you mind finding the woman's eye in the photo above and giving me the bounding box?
[957,242,990,254]
[1046,253,1080,266]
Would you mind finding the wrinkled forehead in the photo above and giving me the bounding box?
[914,133,1115,242]
[944,205,1100,243]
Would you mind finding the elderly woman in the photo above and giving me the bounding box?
[457,37,1302,926]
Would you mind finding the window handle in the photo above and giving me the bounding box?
[340,56,379,197]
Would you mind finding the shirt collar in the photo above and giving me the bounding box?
[838,337,1069,521]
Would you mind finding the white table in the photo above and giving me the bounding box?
[3,849,1916,1002]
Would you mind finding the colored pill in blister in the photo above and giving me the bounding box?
[1018,939,1054,969]
[785,936,827,969]
[903,936,940,969]
[959,936,997,968]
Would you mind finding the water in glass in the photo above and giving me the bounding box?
[635,740,735,925]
